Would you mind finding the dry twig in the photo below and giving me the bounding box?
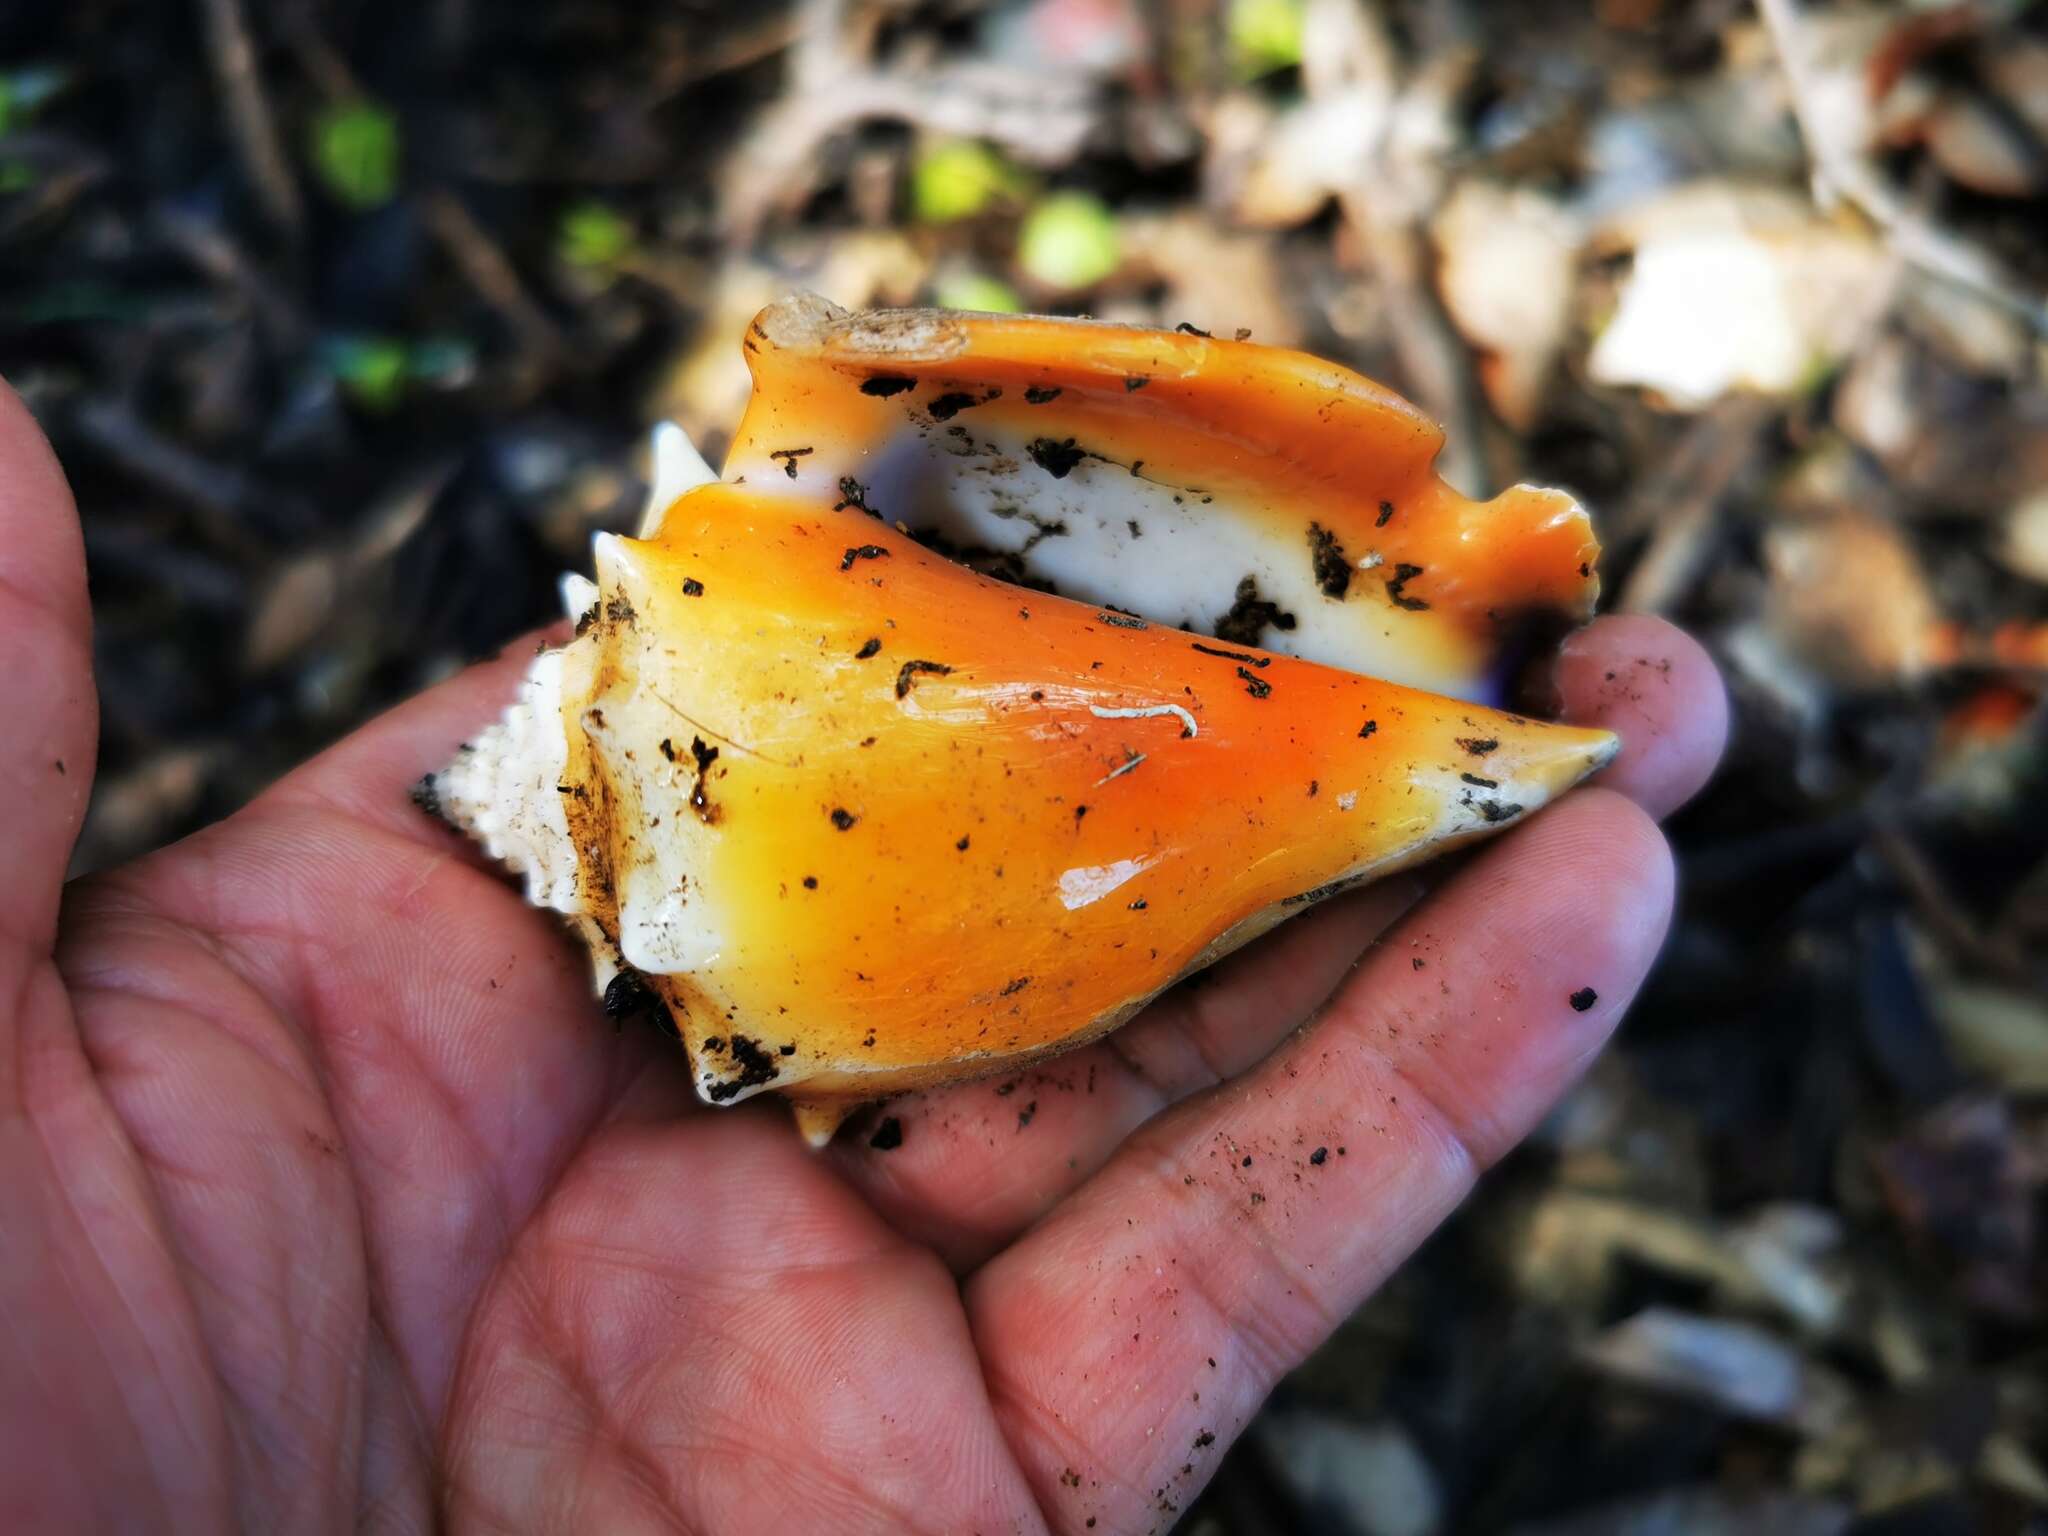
[1871,822,2036,989]
[153,206,311,349]
[70,397,256,549]
[720,64,1099,243]
[195,0,304,243]
[1620,398,1779,615]
[641,14,811,105]
[1309,0,1491,494]
[420,190,567,373]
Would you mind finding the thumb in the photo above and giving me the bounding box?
[0,380,96,955]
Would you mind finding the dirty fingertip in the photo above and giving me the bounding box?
[1553,615,1727,820]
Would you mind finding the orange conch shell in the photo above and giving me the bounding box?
[718,293,1600,703]
[437,298,1617,1144]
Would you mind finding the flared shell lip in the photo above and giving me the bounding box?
[750,291,1445,441]
[738,294,1603,649]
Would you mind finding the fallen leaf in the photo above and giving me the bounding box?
[1580,1307,1854,1435]
[1432,179,1579,428]
[1588,185,1891,408]
[1761,515,1942,689]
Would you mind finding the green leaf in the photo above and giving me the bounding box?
[309,101,400,211]
[325,335,411,412]
[1016,192,1121,292]
[934,271,1023,314]
[1228,0,1306,79]
[911,139,1027,225]
[557,200,636,271]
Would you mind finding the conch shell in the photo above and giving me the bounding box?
[435,296,1617,1144]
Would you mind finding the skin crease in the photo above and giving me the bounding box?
[0,381,1727,1535]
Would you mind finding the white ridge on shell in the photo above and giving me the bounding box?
[638,421,718,538]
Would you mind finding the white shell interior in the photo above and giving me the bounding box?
[782,420,1503,702]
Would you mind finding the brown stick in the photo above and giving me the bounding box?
[1619,398,1779,616]
[195,0,304,242]
[640,15,808,105]
[1871,823,2035,989]
[420,189,567,371]
[1310,0,1493,493]
[1337,196,1494,496]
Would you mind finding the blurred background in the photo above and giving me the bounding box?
[2,0,2046,1530]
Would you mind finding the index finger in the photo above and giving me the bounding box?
[964,788,1675,1535]
[1553,613,1726,819]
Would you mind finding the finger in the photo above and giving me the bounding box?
[1554,614,1726,819]
[965,789,1673,1535]
[0,381,96,953]
[832,878,1421,1268]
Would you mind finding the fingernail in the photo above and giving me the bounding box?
[1541,624,1600,720]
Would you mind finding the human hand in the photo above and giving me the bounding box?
[0,385,1724,1534]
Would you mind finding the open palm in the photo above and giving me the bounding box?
[1,387,1724,1534]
